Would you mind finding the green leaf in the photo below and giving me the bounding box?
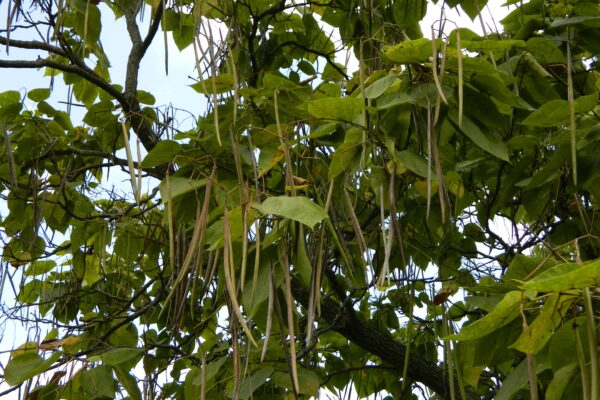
[83,101,116,128]
[471,73,533,110]
[510,293,576,354]
[521,260,600,292]
[546,363,579,400]
[502,254,557,284]
[461,38,526,51]
[449,291,521,341]
[141,140,183,167]
[376,92,416,109]
[80,365,116,399]
[263,73,301,91]
[24,260,56,277]
[137,90,156,105]
[383,38,436,64]
[550,16,600,27]
[98,347,142,366]
[18,279,42,304]
[448,110,509,161]
[392,0,427,29]
[230,367,274,399]
[272,368,320,396]
[447,0,489,20]
[364,74,398,99]
[190,73,234,94]
[113,365,142,400]
[307,97,364,122]
[191,356,228,386]
[521,94,598,127]
[27,88,51,102]
[329,127,362,179]
[4,352,60,386]
[295,226,313,287]
[0,90,23,119]
[392,149,432,178]
[253,196,328,228]
[494,358,529,400]
[297,60,316,75]
[159,177,207,202]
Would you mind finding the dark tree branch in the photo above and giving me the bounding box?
[121,2,162,153]
[0,58,123,100]
[141,1,164,56]
[0,35,66,56]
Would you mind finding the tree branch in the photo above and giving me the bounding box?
[121,2,161,153]
[0,58,123,100]
[0,36,66,57]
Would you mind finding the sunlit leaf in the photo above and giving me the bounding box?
[383,38,437,64]
[307,97,364,122]
[253,196,328,228]
[510,292,576,354]
[449,291,521,341]
[521,260,600,292]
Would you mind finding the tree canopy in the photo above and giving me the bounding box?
[1,0,600,399]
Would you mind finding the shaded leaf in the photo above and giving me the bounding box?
[448,110,509,161]
[98,347,142,366]
[114,365,142,400]
[24,260,56,277]
[80,365,116,399]
[393,149,432,178]
[471,73,533,110]
[190,73,234,94]
[546,363,579,400]
[230,367,274,399]
[521,94,598,127]
[159,177,207,202]
[329,127,362,179]
[4,352,60,386]
[272,368,320,396]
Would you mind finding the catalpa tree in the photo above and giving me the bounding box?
[0,0,599,399]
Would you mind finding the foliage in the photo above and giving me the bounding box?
[1,0,600,399]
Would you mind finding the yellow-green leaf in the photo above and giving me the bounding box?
[253,196,328,228]
[521,259,600,292]
[449,291,521,341]
[510,292,576,354]
[307,97,364,122]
